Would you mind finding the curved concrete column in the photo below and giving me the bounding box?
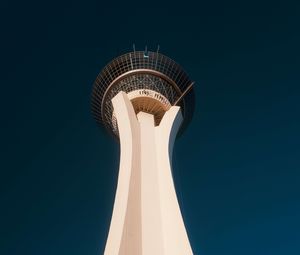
[104,91,193,255]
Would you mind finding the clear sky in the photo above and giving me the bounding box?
[1,1,300,255]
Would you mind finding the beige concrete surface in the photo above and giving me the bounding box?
[104,91,193,255]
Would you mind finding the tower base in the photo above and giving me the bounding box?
[104,91,193,255]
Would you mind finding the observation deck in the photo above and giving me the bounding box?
[91,50,195,137]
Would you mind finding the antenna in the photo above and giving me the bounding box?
[133,43,136,52]
[144,45,149,58]
[155,45,160,69]
[156,44,160,53]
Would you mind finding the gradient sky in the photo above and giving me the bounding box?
[1,1,300,255]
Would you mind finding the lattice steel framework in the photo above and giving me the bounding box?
[91,51,195,138]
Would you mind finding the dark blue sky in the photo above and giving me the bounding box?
[1,1,300,254]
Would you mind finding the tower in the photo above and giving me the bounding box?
[91,50,195,255]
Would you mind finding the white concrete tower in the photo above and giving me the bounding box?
[91,50,195,255]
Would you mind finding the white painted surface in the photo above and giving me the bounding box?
[104,91,193,255]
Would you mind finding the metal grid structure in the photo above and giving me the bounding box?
[91,51,195,138]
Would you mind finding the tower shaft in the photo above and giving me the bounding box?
[104,92,193,255]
